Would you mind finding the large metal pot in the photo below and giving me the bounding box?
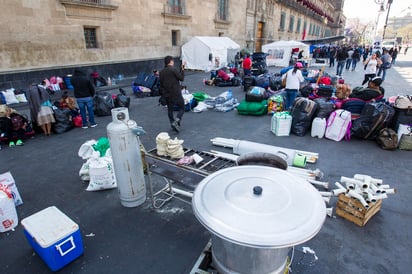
[192,166,326,274]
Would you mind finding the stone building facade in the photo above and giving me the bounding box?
[0,0,345,89]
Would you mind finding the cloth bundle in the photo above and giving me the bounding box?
[156,132,184,159]
[156,132,170,156]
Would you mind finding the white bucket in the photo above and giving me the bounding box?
[0,186,18,232]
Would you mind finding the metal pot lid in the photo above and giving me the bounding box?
[192,166,326,248]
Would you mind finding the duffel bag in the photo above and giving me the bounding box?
[394,95,412,109]
[245,86,266,102]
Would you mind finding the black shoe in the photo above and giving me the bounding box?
[171,121,180,132]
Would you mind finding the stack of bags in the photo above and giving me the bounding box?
[156,132,184,159]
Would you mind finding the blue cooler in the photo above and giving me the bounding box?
[21,206,84,271]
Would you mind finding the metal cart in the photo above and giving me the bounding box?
[144,147,237,209]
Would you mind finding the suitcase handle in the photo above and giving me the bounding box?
[55,236,76,256]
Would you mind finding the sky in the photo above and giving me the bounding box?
[343,0,412,21]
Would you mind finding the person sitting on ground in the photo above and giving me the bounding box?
[0,105,28,147]
[349,76,384,101]
[59,91,79,118]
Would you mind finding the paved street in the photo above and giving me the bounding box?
[1,52,412,274]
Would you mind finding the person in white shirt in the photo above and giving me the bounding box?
[362,53,382,85]
[282,62,305,110]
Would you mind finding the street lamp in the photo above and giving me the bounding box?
[382,0,393,41]
[374,0,394,41]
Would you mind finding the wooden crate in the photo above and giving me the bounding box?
[335,193,382,227]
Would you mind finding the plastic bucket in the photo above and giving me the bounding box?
[63,75,74,90]
[0,186,18,232]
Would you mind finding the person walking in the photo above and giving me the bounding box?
[351,49,360,71]
[281,62,305,110]
[159,56,185,132]
[377,49,392,82]
[71,68,97,129]
[362,53,382,85]
[335,47,347,76]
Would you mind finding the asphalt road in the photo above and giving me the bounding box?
[1,52,411,274]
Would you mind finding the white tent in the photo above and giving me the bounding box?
[262,40,310,67]
[181,36,240,71]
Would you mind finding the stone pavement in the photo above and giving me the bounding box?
[1,53,412,274]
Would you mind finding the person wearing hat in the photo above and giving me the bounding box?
[350,76,384,101]
[282,62,305,110]
[159,56,185,132]
[0,105,28,147]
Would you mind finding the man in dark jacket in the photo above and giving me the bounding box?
[159,56,185,132]
[71,68,97,128]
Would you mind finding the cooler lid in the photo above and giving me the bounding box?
[192,166,326,248]
[21,206,79,248]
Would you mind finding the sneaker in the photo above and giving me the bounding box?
[90,124,97,128]
[82,125,88,129]
[171,121,180,132]
[16,140,24,146]
[9,141,15,147]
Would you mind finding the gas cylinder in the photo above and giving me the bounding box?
[107,107,146,207]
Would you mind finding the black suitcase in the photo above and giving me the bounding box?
[392,107,412,131]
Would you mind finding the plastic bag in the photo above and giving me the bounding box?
[86,156,117,191]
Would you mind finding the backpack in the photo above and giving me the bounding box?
[325,109,352,142]
[351,102,395,140]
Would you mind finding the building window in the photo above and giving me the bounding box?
[280,12,286,31]
[217,0,229,21]
[84,27,98,49]
[296,18,301,33]
[167,0,186,15]
[172,30,180,46]
[289,15,295,32]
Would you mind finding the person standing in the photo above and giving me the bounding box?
[159,56,185,132]
[391,48,398,64]
[71,68,97,129]
[329,47,336,67]
[377,49,392,82]
[282,62,305,110]
[242,54,252,76]
[27,81,56,136]
[362,53,382,85]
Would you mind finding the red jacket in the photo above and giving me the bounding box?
[242,57,252,70]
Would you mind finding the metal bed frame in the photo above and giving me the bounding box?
[145,147,237,209]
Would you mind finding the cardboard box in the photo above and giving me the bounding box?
[21,206,83,271]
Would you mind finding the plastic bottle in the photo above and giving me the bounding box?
[107,77,112,86]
